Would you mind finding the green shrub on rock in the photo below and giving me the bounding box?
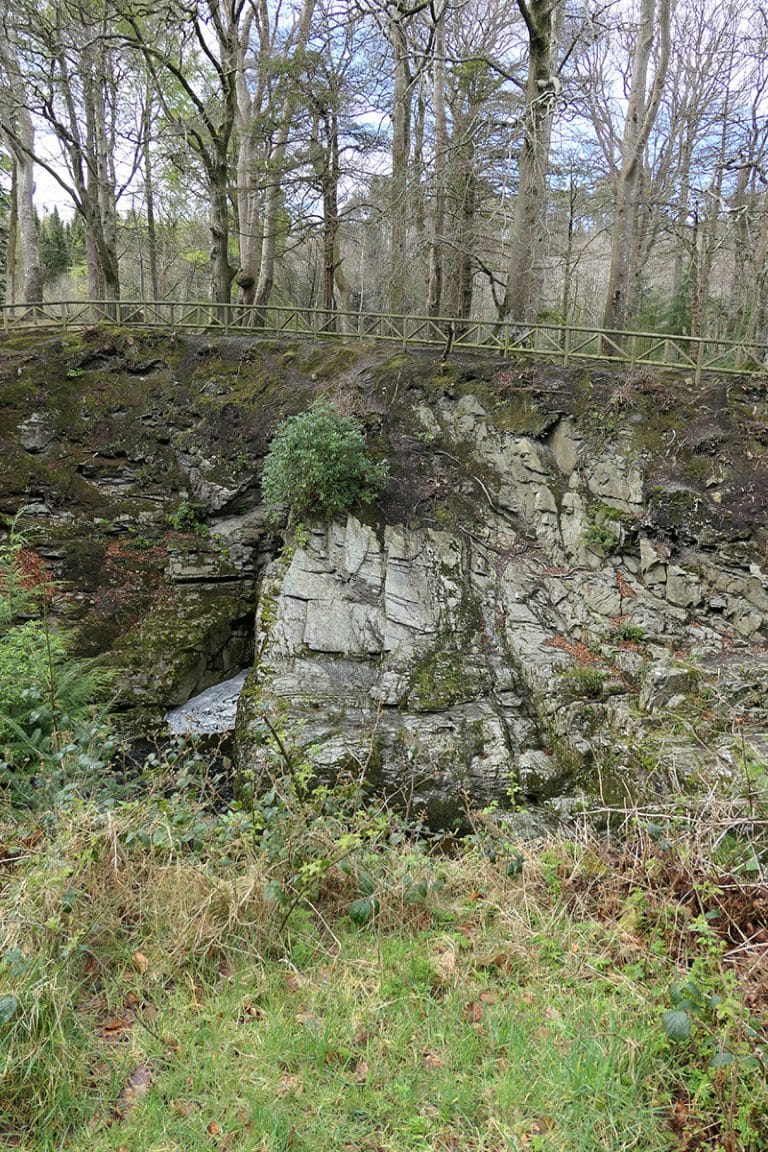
[261,399,388,521]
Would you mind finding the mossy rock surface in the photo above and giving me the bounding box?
[111,582,258,712]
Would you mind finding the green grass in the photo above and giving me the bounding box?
[3,794,767,1152]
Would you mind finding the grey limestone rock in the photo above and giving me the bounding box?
[232,388,768,824]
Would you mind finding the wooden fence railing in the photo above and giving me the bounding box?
[2,299,766,381]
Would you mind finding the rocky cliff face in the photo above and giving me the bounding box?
[239,384,768,823]
[2,330,768,821]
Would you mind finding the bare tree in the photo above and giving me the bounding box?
[601,0,671,336]
[500,0,564,323]
[0,41,43,304]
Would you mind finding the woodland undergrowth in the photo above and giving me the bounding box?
[2,524,768,1151]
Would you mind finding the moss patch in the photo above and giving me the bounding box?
[407,649,488,712]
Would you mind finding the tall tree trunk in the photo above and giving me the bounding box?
[500,0,563,323]
[561,173,576,325]
[321,109,341,328]
[83,68,120,301]
[5,163,18,307]
[444,108,477,326]
[252,125,288,314]
[211,165,234,308]
[253,0,315,316]
[85,220,105,301]
[143,99,161,300]
[602,0,671,338]
[0,42,42,304]
[672,135,693,300]
[746,192,768,346]
[427,3,447,318]
[233,7,261,312]
[15,112,43,304]
[389,11,412,317]
[235,130,261,308]
[727,163,750,335]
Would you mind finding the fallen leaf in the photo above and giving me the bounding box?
[432,948,457,985]
[172,1100,195,1118]
[463,1001,484,1024]
[207,1120,221,1136]
[351,1058,369,1081]
[114,1063,151,1118]
[423,1050,444,1069]
[274,1074,304,1098]
[295,1008,320,1030]
[239,1000,263,1021]
[131,951,149,975]
[479,989,498,1004]
[100,1016,133,1042]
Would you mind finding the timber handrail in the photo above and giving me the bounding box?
[1,298,765,382]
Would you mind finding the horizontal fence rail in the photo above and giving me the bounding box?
[2,299,766,381]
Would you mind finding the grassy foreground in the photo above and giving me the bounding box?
[1,773,768,1152]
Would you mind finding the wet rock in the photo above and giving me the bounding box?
[639,663,697,713]
[167,669,249,734]
[517,750,568,800]
[19,413,54,452]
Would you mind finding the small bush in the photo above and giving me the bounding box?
[561,666,607,699]
[0,523,111,804]
[168,499,208,536]
[261,399,388,520]
[614,621,645,643]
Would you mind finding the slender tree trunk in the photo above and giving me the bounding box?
[602,0,671,338]
[143,103,161,300]
[501,0,563,323]
[5,163,18,307]
[211,165,234,308]
[15,113,43,304]
[746,193,768,346]
[689,204,701,338]
[320,109,342,328]
[427,3,447,318]
[85,221,104,301]
[0,41,42,305]
[389,11,412,317]
[672,136,693,299]
[561,173,576,325]
[235,132,261,308]
[252,125,288,314]
[727,163,750,335]
[444,107,477,326]
[83,69,120,302]
[252,0,315,317]
[412,75,426,246]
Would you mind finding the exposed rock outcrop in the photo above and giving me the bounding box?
[2,329,768,820]
[238,388,768,823]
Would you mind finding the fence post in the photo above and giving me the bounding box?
[695,337,705,386]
